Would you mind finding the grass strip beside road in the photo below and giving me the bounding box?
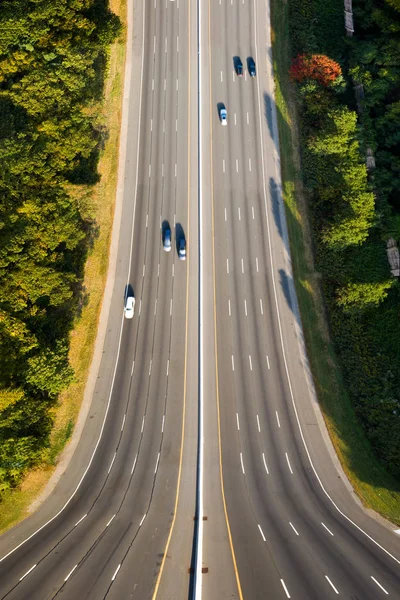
[270,0,400,525]
[0,0,127,535]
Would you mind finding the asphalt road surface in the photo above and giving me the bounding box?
[0,0,199,598]
[1,0,400,599]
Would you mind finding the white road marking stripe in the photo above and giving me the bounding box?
[139,514,146,527]
[262,452,269,474]
[244,299,247,316]
[232,71,235,82]
[65,564,78,581]
[75,514,87,527]
[170,298,173,315]
[131,359,135,376]
[231,355,235,371]
[222,159,225,173]
[20,565,37,581]
[236,159,239,173]
[175,163,177,177]
[152,79,154,91]
[177,36,179,52]
[163,120,165,132]
[166,359,169,376]
[321,522,334,536]
[249,158,251,171]
[256,256,259,272]
[111,564,121,581]
[236,413,240,430]
[162,164,164,177]
[289,522,299,536]
[260,298,263,315]
[149,359,152,376]
[220,71,223,82]
[141,416,145,433]
[139,299,142,315]
[285,452,293,474]
[238,207,241,220]
[149,164,151,178]
[154,452,160,473]
[162,415,165,433]
[281,579,291,598]
[258,524,266,541]
[106,515,116,527]
[249,355,253,371]
[143,264,145,277]
[224,207,227,221]
[121,414,126,431]
[176,79,179,91]
[226,258,229,274]
[154,298,157,315]
[325,576,339,594]
[151,118,153,132]
[164,78,166,91]
[176,119,178,132]
[172,263,175,277]
[266,355,270,369]
[276,411,280,427]
[371,576,389,595]
[234,112,237,124]
[131,454,137,474]
[228,299,231,316]
[146,213,148,228]
[153,35,156,54]
[252,206,255,219]
[158,263,160,277]
[247,112,249,125]
[241,258,244,273]
[256,415,261,432]
[165,37,167,53]
[240,452,245,474]
[108,453,116,474]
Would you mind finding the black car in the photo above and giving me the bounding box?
[236,58,243,77]
[248,57,256,77]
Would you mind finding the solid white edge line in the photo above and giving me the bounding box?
[276,411,280,428]
[139,513,146,527]
[325,575,339,594]
[256,414,261,432]
[19,564,37,581]
[195,0,204,593]
[236,413,240,430]
[371,576,389,595]
[64,564,78,582]
[253,0,400,567]
[141,416,145,433]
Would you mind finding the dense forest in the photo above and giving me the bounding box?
[0,0,120,494]
[288,0,400,478]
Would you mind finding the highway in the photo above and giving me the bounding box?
[203,0,400,598]
[0,0,199,598]
[0,0,400,598]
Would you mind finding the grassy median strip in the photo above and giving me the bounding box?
[0,0,127,535]
[270,0,400,525]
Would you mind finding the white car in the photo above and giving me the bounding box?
[220,107,227,126]
[124,295,135,319]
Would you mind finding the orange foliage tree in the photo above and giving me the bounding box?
[289,54,342,87]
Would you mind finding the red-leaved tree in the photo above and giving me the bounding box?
[289,54,342,87]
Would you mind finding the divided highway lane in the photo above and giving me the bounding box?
[209,0,400,599]
[0,0,193,598]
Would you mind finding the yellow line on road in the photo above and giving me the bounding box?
[208,0,244,596]
[151,0,191,596]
